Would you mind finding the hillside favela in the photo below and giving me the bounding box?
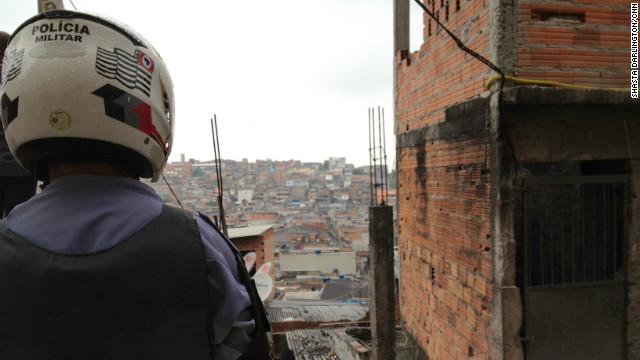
[146,155,396,358]
[154,156,393,238]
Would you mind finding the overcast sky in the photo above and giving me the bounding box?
[1,0,424,168]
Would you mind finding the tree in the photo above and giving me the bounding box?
[192,167,203,177]
[388,168,397,189]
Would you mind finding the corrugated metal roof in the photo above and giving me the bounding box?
[321,278,369,302]
[285,328,340,360]
[267,301,368,323]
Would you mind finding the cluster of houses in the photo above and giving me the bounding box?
[146,156,401,358]
[147,156,397,299]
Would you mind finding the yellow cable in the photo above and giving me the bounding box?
[484,75,629,91]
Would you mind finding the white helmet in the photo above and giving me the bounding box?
[1,10,174,182]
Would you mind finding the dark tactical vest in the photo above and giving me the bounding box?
[0,205,262,360]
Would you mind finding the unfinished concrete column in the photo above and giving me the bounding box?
[627,157,640,358]
[392,1,409,346]
[393,0,410,136]
[488,90,524,360]
[369,205,395,360]
[393,0,410,55]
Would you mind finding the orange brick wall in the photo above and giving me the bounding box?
[398,134,492,359]
[247,212,278,221]
[518,0,631,87]
[397,0,632,357]
[396,0,493,357]
[396,0,492,133]
[232,230,275,274]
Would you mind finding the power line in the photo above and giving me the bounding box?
[162,174,183,209]
[412,0,506,93]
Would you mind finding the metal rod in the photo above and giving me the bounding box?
[382,107,388,205]
[371,108,378,206]
[540,190,545,285]
[368,108,374,206]
[592,185,596,281]
[603,184,608,280]
[214,116,228,237]
[549,204,553,285]
[378,106,384,205]
[211,116,228,237]
[613,184,618,274]
[525,183,530,287]
[571,186,576,283]
[582,184,586,283]
[561,203,565,285]
[162,174,183,209]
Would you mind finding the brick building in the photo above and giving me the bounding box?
[394,0,638,359]
[228,225,275,279]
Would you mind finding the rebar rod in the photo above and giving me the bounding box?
[211,116,228,237]
[369,108,375,206]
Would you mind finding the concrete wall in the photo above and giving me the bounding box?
[629,158,640,358]
[279,252,357,276]
[237,189,253,203]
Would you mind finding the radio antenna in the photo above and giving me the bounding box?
[211,115,228,236]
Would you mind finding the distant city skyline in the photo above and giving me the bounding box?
[172,153,391,169]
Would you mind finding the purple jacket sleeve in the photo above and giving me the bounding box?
[194,215,255,360]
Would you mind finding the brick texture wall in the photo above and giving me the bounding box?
[398,136,492,359]
[518,0,630,87]
[397,0,632,357]
[232,229,275,274]
[397,0,492,133]
[396,0,493,357]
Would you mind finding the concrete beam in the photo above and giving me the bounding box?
[369,206,395,360]
[489,91,525,360]
[501,88,640,162]
[394,0,410,55]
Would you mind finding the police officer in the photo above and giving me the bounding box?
[0,10,266,359]
[0,31,35,218]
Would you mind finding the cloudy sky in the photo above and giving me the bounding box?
[1,0,423,167]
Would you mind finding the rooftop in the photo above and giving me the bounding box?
[228,224,274,238]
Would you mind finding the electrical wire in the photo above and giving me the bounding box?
[484,75,630,92]
[211,116,228,236]
[411,0,634,186]
[412,0,631,94]
[412,0,506,93]
[162,174,184,209]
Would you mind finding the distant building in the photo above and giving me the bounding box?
[237,189,253,204]
[229,225,275,298]
[274,224,331,247]
[279,249,357,277]
[285,180,310,188]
